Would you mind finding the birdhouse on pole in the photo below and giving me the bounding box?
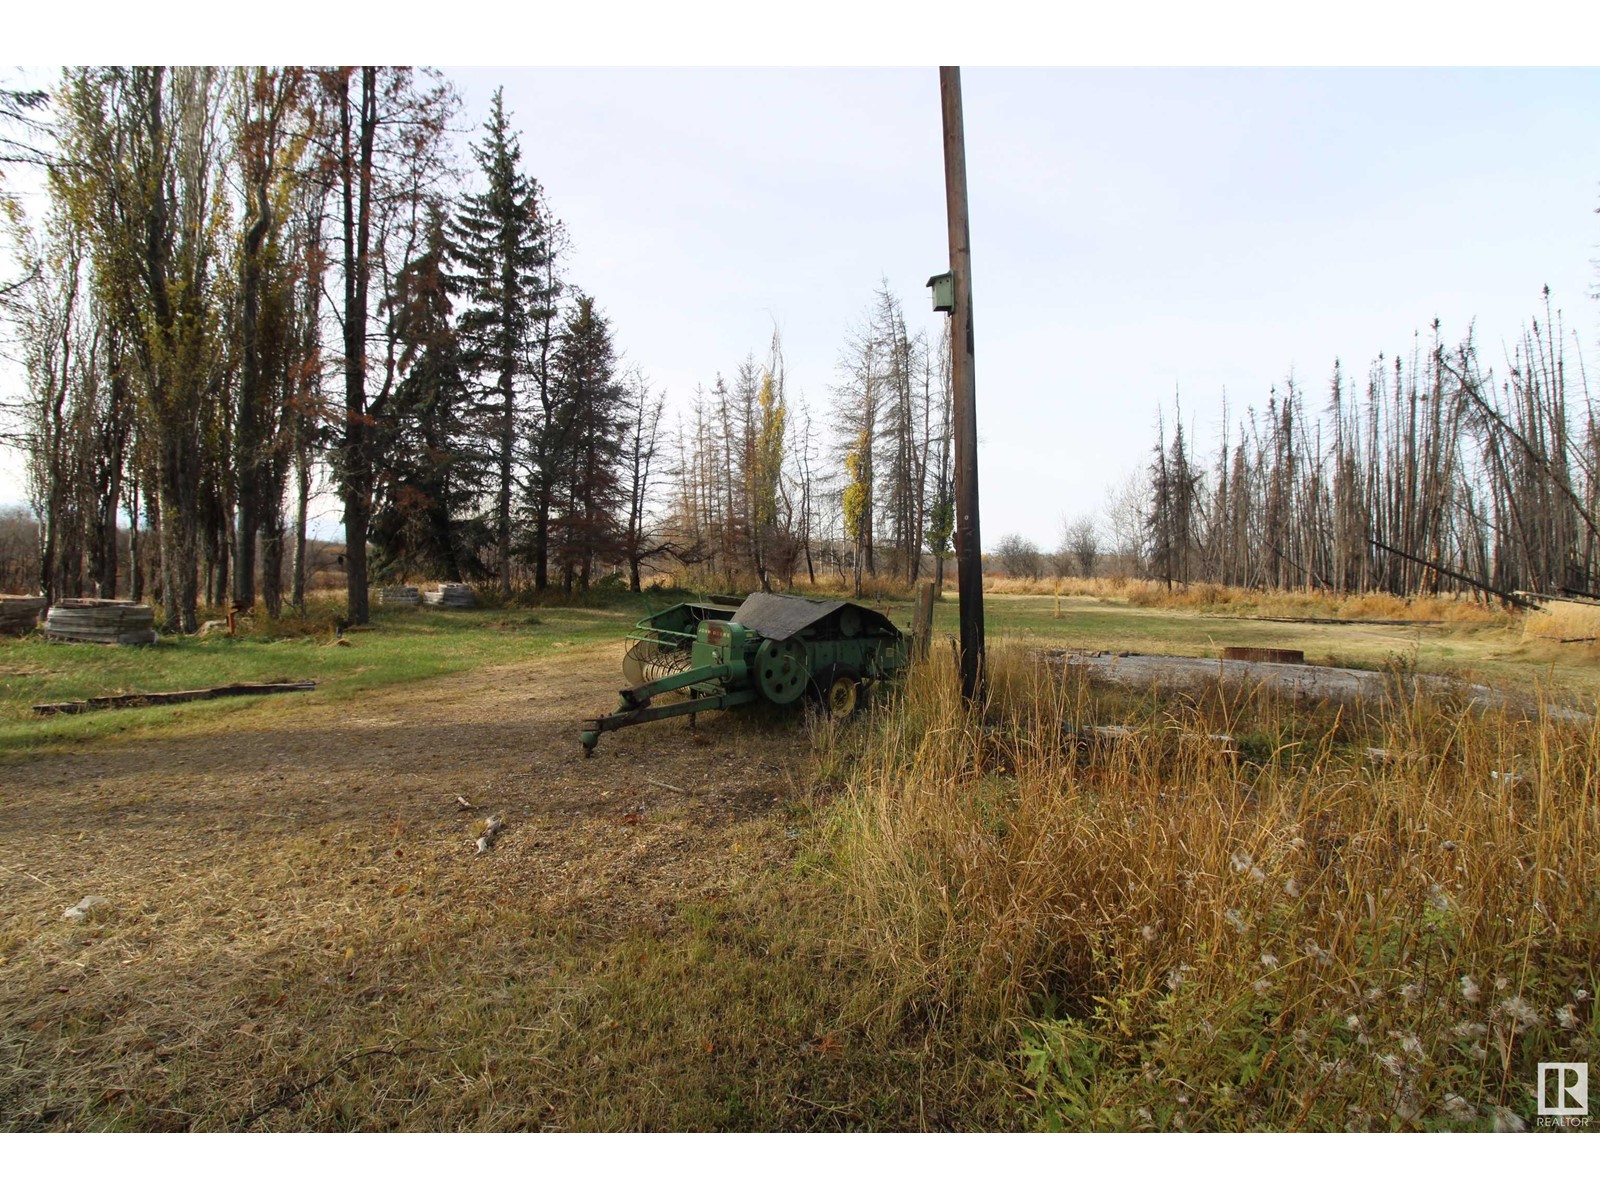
[926,271,955,313]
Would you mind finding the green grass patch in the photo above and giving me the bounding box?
[0,590,705,757]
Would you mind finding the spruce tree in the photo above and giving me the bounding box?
[546,294,625,591]
[371,201,482,581]
[447,87,553,592]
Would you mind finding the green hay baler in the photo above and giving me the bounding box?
[579,592,907,755]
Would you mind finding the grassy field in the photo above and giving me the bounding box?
[0,591,677,756]
[1,581,1596,1130]
[920,590,1600,697]
[5,582,1591,752]
[0,590,1014,1131]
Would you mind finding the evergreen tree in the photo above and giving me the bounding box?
[1146,409,1202,588]
[371,201,482,581]
[448,88,553,592]
[546,294,624,591]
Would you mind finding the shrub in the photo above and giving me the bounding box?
[993,534,1043,582]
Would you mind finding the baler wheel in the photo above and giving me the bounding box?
[815,666,862,720]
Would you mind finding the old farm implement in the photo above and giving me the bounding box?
[579,593,908,755]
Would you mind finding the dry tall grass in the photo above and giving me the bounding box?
[1117,581,1510,626]
[644,568,931,604]
[975,574,1512,628]
[1524,600,1600,656]
[817,645,1597,1130]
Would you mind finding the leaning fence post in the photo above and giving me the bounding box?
[911,580,937,662]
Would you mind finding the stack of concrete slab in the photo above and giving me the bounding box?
[379,585,421,607]
[0,595,48,636]
[44,599,158,645]
[422,583,475,609]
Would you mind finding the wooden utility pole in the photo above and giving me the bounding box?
[939,66,986,706]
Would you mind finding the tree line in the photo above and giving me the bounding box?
[1140,297,1600,601]
[16,69,1582,623]
[664,284,956,600]
[0,69,666,630]
[0,68,964,630]
[981,295,1599,603]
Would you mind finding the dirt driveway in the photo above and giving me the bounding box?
[0,645,891,1131]
[2,644,806,927]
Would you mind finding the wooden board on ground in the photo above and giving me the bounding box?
[1216,614,1445,627]
[1222,646,1305,664]
[32,680,317,716]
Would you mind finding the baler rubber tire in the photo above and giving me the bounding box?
[812,665,862,721]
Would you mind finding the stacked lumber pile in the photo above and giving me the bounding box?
[379,585,421,607]
[1,595,48,636]
[44,599,158,645]
[422,583,476,609]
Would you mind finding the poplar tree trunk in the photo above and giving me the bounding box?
[339,67,377,627]
[291,446,309,611]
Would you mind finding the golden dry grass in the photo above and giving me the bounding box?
[6,588,1595,1132]
[953,575,1514,631]
[0,646,1008,1131]
[821,643,1599,1130]
[1524,600,1600,654]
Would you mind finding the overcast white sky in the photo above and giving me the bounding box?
[5,7,1600,551]
[451,64,1600,550]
